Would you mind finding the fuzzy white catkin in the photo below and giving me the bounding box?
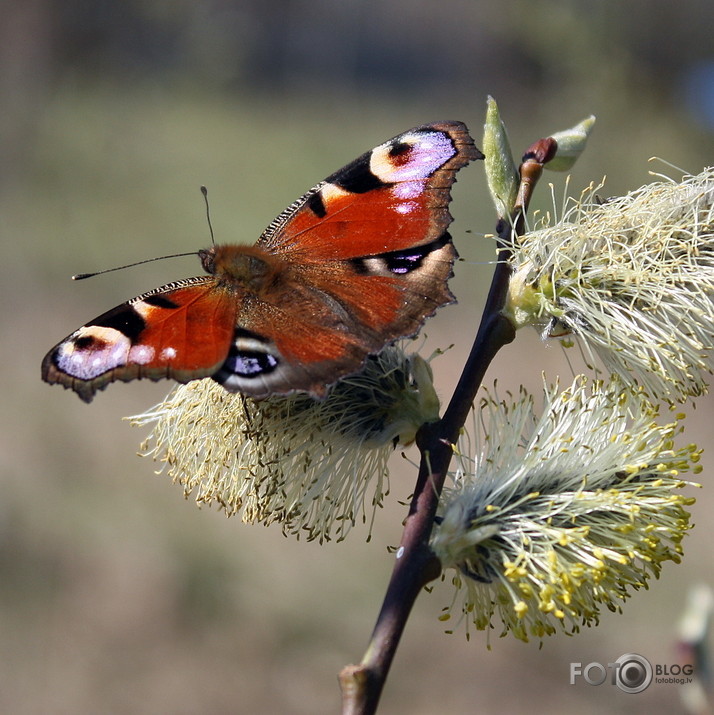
[432,376,700,643]
[506,168,714,402]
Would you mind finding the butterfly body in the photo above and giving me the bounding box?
[42,121,481,402]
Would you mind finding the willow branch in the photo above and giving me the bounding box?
[339,138,557,715]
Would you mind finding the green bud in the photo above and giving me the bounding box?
[546,115,596,172]
[483,96,519,218]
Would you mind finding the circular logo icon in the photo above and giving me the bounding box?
[613,653,653,693]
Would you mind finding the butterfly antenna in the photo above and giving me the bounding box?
[201,185,216,246]
[72,251,199,280]
[73,187,215,281]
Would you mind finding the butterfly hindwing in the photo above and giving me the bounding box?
[211,237,455,399]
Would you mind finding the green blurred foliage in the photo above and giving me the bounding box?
[2,1,713,713]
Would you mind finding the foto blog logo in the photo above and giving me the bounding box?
[570,653,652,693]
[570,653,695,692]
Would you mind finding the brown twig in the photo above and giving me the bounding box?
[338,136,557,715]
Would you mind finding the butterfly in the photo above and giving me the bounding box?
[42,121,481,403]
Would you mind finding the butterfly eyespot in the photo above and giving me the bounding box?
[370,129,456,184]
[52,325,133,382]
[225,350,279,378]
[384,251,423,274]
[349,233,451,277]
[211,328,284,394]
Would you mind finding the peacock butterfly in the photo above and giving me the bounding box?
[42,121,481,403]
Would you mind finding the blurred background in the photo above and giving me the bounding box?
[2,0,714,712]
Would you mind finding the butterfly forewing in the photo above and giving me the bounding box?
[42,278,238,402]
[258,121,479,259]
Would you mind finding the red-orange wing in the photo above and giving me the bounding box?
[41,277,239,402]
[257,121,479,260]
